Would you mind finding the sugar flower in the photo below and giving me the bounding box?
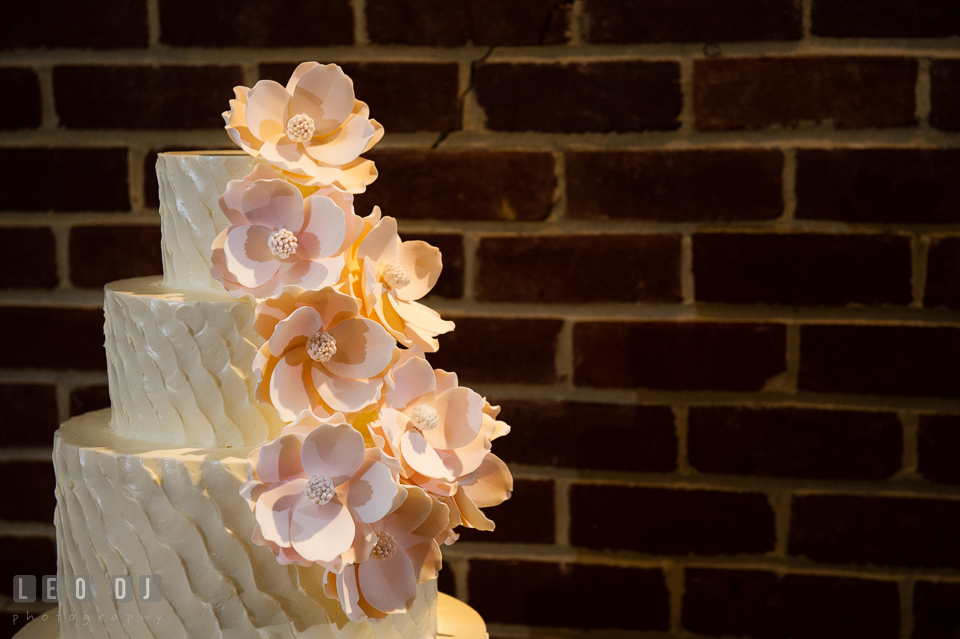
[211,164,348,299]
[253,286,400,421]
[223,62,384,193]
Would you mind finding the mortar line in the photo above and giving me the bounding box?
[898,411,920,478]
[453,556,470,603]
[772,490,793,557]
[666,561,685,634]
[127,146,147,212]
[801,0,813,39]
[554,319,575,388]
[900,575,916,639]
[351,0,369,46]
[51,225,71,290]
[146,0,161,48]
[36,65,58,131]
[678,57,696,133]
[567,0,585,45]
[672,405,691,475]
[911,234,931,308]
[461,232,479,302]
[54,381,72,425]
[781,148,797,220]
[553,477,571,547]
[680,235,695,304]
[550,150,567,222]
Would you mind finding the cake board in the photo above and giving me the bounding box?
[11,594,487,639]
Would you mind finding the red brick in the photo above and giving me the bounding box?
[356,150,554,222]
[571,485,774,555]
[69,225,162,288]
[689,407,902,480]
[799,325,960,398]
[0,227,58,289]
[260,62,460,134]
[918,415,960,485]
[475,61,681,133]
[69,385,110,418]
[931,61,960,131]
[468,560,669,629]
[0,385,58,447]
[0,537,57,599]
[490,400,677,472]
[693,233,912,306]
[0,148,128,212]
[366,0,569,46]
[812,0,960,38]
[476,234,681,303]
[159,0,352,47]
[796,149,960,224]
[0,307,105,370]
[695,57,916,131]
[566,149,783,222]
[54,65,244,129]
[427,316,561,385]
[790,493,960,568]
[456,479,553,544]
[925,237,960,308]
[584,0,801,43]
[0,68,41,130]
[914,581,960,639]
[575,321,786,391]
[683,568,899,639]
[0,462,56,523]
[396,232,463,300]
[2,1,147,49]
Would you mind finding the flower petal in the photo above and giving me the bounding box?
[400,430,455,482]
[386,356,437,411]
[336,566,367,622]
[300,422,365,485]
[404,541,443,583]
[267,306,323,357]
[245,80,289,141]
[255,478,306,545]
[303,114,376,166]
[356,216,399,265]
[315,368,383,414]
[461,453,513,509]
[425,386,484,451]
[279,256,345,291]
[335,158,378,194]
[437,433,490,478]
[269,349,319,422]
[382,486,432,538]
[348,457,401,523]
[240,178,305,231]
[223,225,281,288]
[290,499,355,563]
[324,317,397,380]
[394,240,442,302]
[358,549,417,615]
[260,136,339,184]
[288,63,356,136]
[301,194,348,259]
[250,433,305,483]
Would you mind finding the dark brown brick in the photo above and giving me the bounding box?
[356,150,554,222]
[0,148,128,212]
[0,537,57,599]
[0,462,56,523]
[55,65,244,129]
[0,307,105,370]
[0,385,58,447]
[0,228,58,289]
[490,400,677,472]
[475,61,681,133]
[0,68,41,130]
[436,560,456,598]
[931,61,960,132]
[918,415,960,485]
[397,232,463,299]
[260,62,460,134]
[695,57,916,131]
[914,581,960,639]
[790,494,960,568]
[69,385,110,418]
[584,0,801,43]
[366,0,569,46]
[3,2,147,49]
[683,568,899,639]
[796,149,960,224]
[925,237,960,308]
[468,560,669,629]
[427,316,561,385]
[571,485,774,555]
[575,321,786,391]
[693,233,912,306]
[477,234,681,303]
[69,225,162,288]
[812,0,960,38]
[159,0,352,47]
[799,325,960,398]
[457,479,553,544]
[689,407,902,480]
[566,149,783,222]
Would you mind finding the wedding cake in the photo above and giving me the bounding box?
[44,62,513,639]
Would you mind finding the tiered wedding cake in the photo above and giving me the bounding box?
[46,62,512,639]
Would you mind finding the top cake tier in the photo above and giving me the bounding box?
[158,151,264,292]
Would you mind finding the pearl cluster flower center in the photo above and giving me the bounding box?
[286,113,316,143]
[267,228,298,259]
[382,261,411,289]
[306,331,337,363]
[371,531,397,560]
[410,403,440,432]
[304,474,335,505]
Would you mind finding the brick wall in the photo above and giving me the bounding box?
[2,1,960,638]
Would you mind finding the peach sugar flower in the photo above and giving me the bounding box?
[223,62,383,193]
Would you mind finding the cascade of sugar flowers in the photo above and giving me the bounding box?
[217,62,513,622]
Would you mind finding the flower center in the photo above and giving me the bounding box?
[304,475,334,506]
[286,113,316,143]
[371,531,397,560]
[410,403,439,432]
[267,228,298,259]
[381,261,411,289]
[306,331,337,363]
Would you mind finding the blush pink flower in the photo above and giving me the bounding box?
[253,287,400,421]
[223,62,384,193]
[211,164,348,299]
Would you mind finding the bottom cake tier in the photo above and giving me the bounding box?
[52,410,440,639]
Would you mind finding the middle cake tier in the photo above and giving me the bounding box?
[105,276,285,447]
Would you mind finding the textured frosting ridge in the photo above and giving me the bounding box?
[105,276,285,447]
[54,410,439,639]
